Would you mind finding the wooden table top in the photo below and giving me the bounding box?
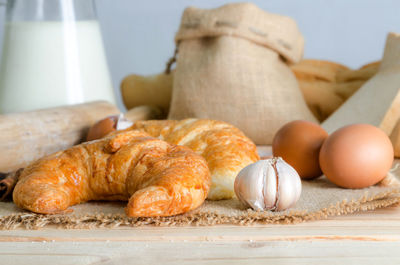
[0,205,400,264]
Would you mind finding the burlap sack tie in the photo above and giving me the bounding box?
[168,3,317,144]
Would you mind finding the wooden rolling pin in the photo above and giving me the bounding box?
[0,101,119,173]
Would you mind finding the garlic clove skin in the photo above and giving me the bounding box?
[274,158,302,211]
[234,160,266,211]
[234,157,302,212]
[263,161,277,210]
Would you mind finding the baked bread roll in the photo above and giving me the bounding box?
[13,130,210,217]
[119,119,260,200]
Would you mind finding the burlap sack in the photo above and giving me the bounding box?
[168,3,317,144]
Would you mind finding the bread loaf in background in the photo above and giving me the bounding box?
[0,101,119,173]
[292,60,380,122]
[121,72,172,117]
[322,33,400,135]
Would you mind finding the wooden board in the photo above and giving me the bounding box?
[322,33,400,135]
[0,206,400,264]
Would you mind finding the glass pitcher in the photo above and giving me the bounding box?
[0,0,115,114]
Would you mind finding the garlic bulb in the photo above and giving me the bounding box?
[234,157,302,211]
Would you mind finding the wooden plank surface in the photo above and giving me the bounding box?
[1,205,400,264]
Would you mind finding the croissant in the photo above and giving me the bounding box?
[13,130,210,217]
[118,119,260,200]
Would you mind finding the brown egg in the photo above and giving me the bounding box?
[86,115,119,141]
[272,120,328,179]
[319,124,394,189]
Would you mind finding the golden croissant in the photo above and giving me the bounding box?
[13,130,210,217]
[117,119,260,200]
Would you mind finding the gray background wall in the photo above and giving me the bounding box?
[1,0,400,108]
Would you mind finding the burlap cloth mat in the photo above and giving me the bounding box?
[0,147,400,229]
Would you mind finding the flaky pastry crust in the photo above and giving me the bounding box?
[13,130,210,217]
[120,119,260,200]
